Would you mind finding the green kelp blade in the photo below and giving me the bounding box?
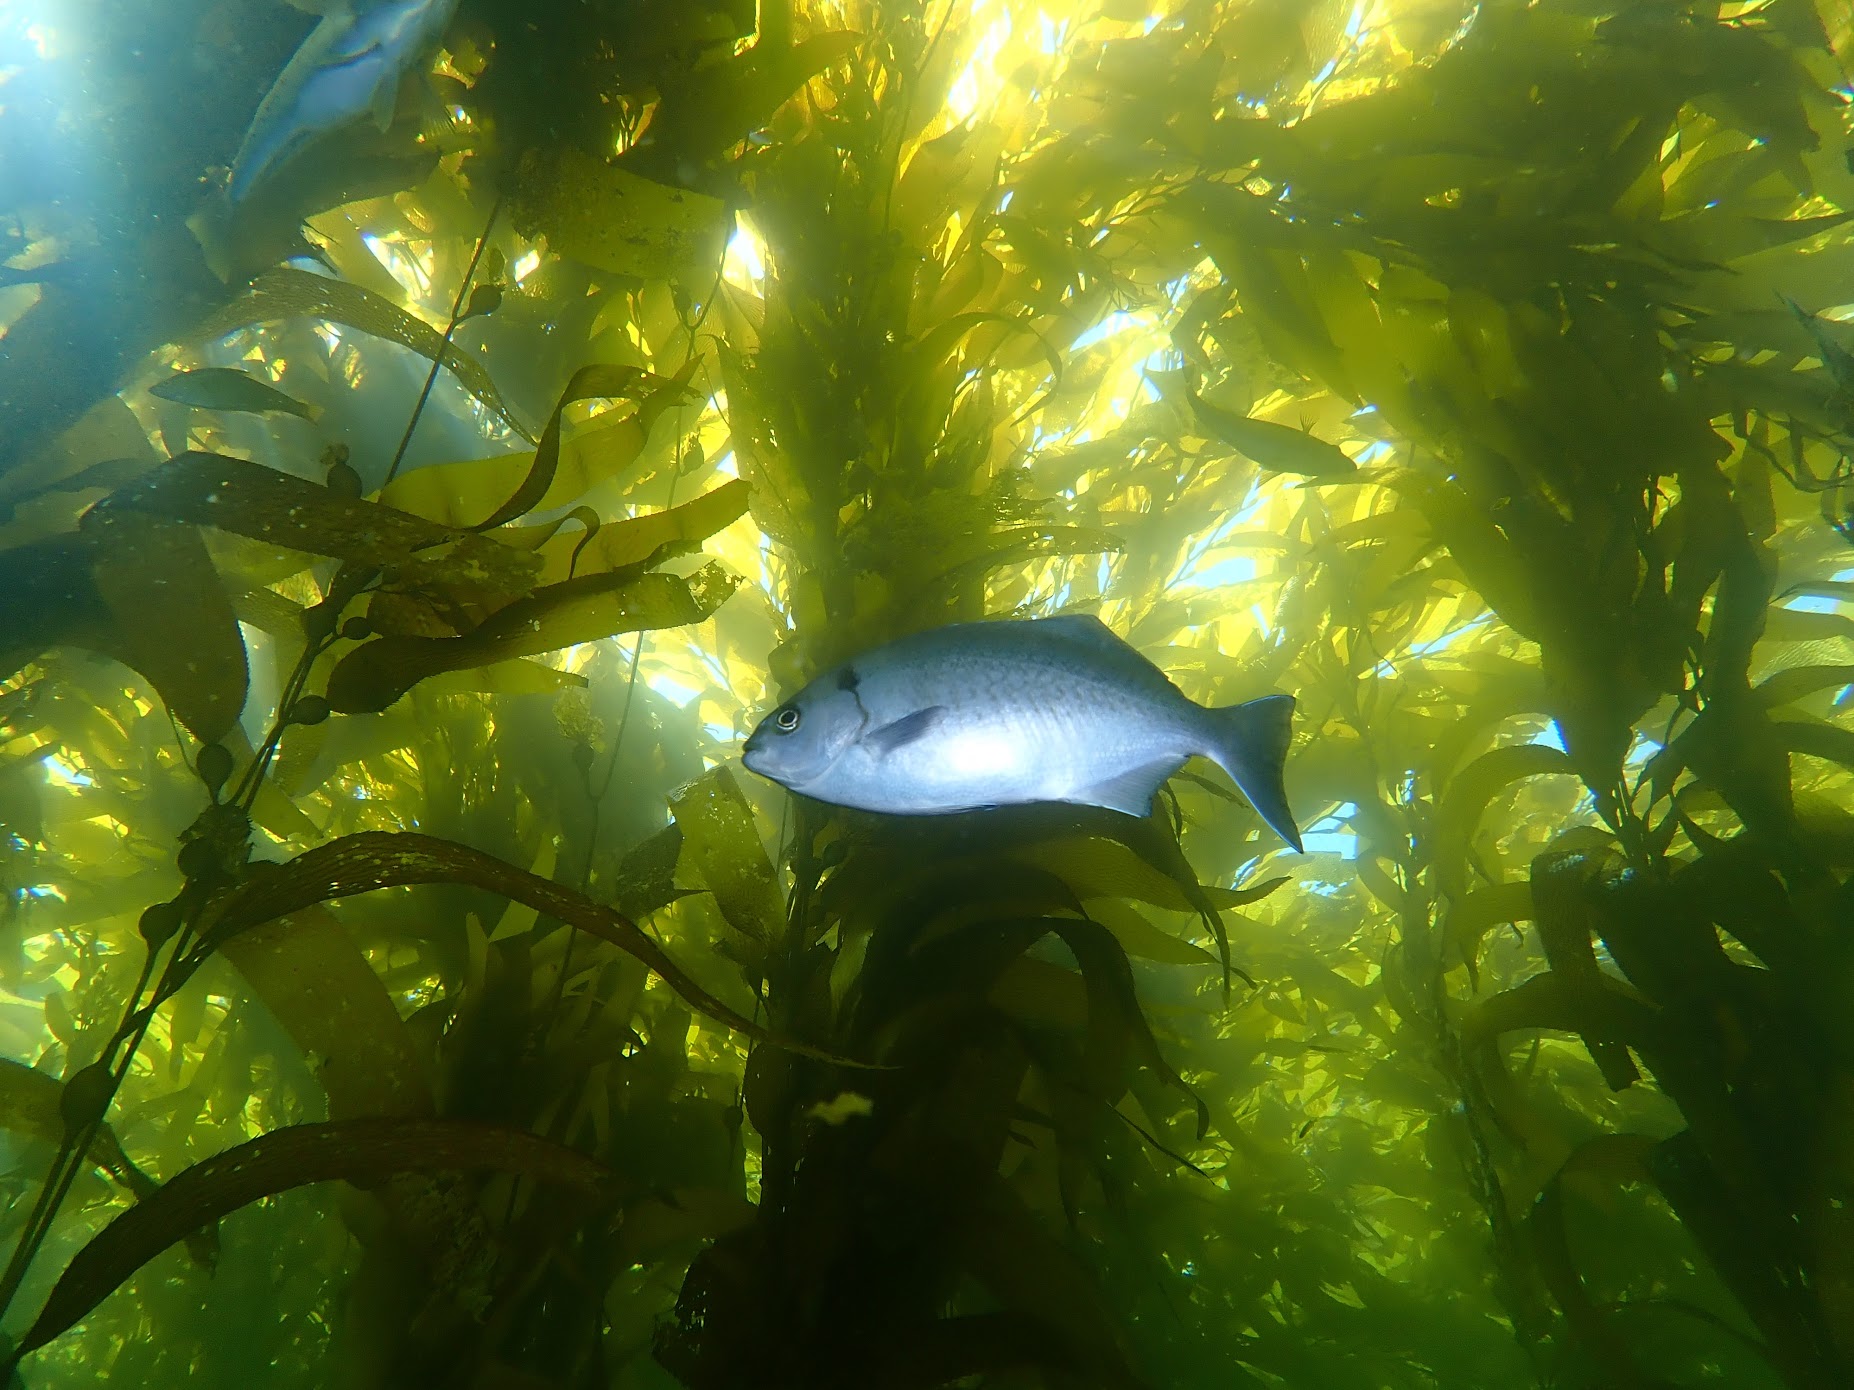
[896,910,1208,1140]
[83,511,248,744]
[324,565,739,713]
[1433,743,1576,899]
[193,268,535,442]
[1041,915,1211,1140]
[1201,874,1292,910]
[1082,899,1219,967]
[86,452,540,600]
[611,1188,757,1269]
[0,528,244,769]
[1445,880,1535,981]
[12,1119,616,1362]
[1781,295,1854,397]
[1186,384,1358,477]
[147,368,318,421]
[607,823,698,922]
[1529,852,1641,1090]
[1779,719,1854,773]
[1458,969,1658,1053]
[636,29,862,170]
[217,907,433,1122]
[1756,663,1854,709]
[512,150,728,282]
[955,1180,1148,1389]
[1526,1134,1664,1387]
[0,1059,150,1197]
[670,766,784,943]
[0,1061,221,1269]
[196,830,864,1066]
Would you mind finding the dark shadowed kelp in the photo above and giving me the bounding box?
[0,0,1852,1387]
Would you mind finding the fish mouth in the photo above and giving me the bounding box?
[739,728,768,774]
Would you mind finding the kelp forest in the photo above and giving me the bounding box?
[1,0,1853,1385]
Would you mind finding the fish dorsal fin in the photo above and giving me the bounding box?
[864,706,945,757]
[1033,614,1174,692]
[1034,613,1128,653]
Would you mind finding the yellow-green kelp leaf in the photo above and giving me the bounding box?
[513,151,728,282]
[473,362,699,532]
[146,368,319,421]
[11,1119,616,1363]
[377,359,699,531]
[514,478,750,584]
[192,268,534,441]
[1186,384,1357,477]
[613,1188,758,1270]
[1081,899,1219,967]
[325,565,739,713]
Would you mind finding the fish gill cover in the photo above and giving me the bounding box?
[0,0,1852,1386]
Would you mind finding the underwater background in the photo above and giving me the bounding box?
[2,0,1854,1386]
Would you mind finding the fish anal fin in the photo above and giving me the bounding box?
[864,706,946,758]
[1074,756,1186,817]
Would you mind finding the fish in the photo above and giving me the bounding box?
[148,368,320,420]
[227,0,461,206]
[740,615,1302,850]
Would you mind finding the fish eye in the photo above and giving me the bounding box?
[774,706,801,732]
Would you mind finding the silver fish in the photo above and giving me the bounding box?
[228,0,460,205]
[741,615,1302,850]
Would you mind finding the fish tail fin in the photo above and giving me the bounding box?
[1203,694,1302,852]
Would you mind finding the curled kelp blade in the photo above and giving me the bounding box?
[11,1118,615,1362]
[147,368,319,421]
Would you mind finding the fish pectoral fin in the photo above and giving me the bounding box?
[1074,757,1186,817]
[370,71,402,130]
[863,706,946,758]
